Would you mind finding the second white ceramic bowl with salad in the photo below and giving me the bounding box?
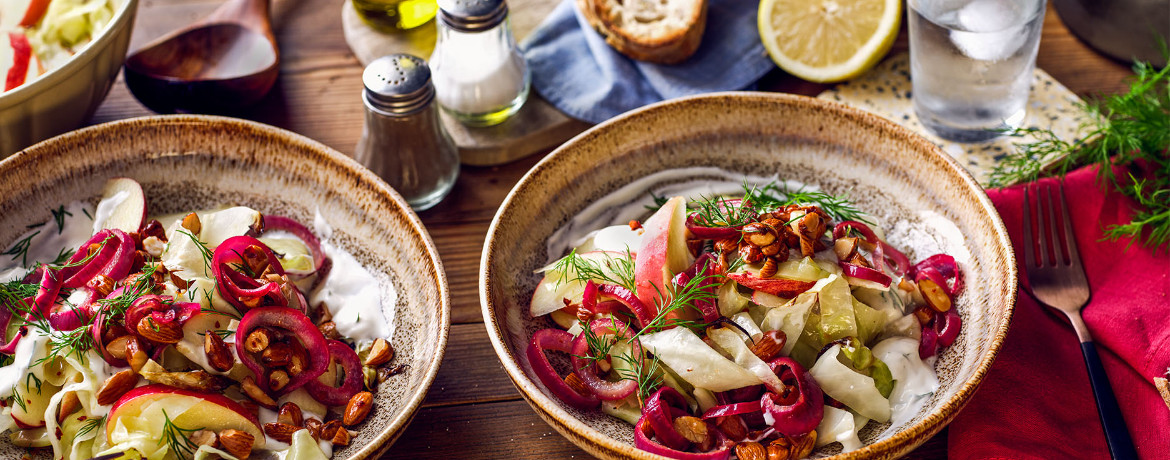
[480,92,1017,459]
[0,0,137,156]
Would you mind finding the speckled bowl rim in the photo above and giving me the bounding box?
[0,114,451,460]
[480,92,1017,459]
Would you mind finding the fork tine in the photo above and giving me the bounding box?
[1036,185,1052,266]
[1022,187,1035,268]
[1057,181,1080,266]
[1043,185,1061,266]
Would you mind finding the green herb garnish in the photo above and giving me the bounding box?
[160,409,204,460]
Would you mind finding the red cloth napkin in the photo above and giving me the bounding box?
[948,164,1170,459]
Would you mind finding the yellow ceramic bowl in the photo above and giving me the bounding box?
[0,0,138,155]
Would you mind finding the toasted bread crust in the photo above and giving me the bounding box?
[577,0,708,65]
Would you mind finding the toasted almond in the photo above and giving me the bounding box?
[141,370,227,392]
[218,429,254,460]
[278,402,304,427]
[263,422,299,444]
[1156,377,1170,410]
[715,415,748,441]
[137,316,183,344]
[261,343,292,367]
[241,376,277,409]
[318,321,341,340]
[671,416,708,444]
[85,274,116,298]
[105,335,132,360]
[320,420,343,441]
[749,330,786,362]
[244,328,272,354]
[57,391,80,423]
[269,370,290,392]
[363,338,394,367]
[97,370,138,406]
[204,330,234,372]
[343,391,374,426]
[124,336,147,373]
[331,427,352,446]
[735,442,767,460]
[181,212,202,235]
[303,417,323,441]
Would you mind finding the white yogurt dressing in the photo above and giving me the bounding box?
[308,210,395,344]
[872,337,940,433]
[0,201,95,282]
[91,190,129,234]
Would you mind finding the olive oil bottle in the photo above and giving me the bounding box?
[353,0,439,32]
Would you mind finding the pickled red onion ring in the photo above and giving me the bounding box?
[569,318,641,401]
[526,328,600,410]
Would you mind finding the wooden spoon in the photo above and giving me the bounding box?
[123,0,279,114]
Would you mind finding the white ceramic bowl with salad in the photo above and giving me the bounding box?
[0,0,137,155]
[481,92,1017,459]
[0,115,449,460]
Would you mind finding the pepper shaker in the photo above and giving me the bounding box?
[354,54,459,211]
[429,0,530,127]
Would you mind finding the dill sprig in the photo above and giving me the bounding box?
[3,231,41,267]
[744,182,873,225]
[613,350,664,404]
[989,58,1169,249]
[175,229,213,273]
[50,206,72,234]
[76,415,106,438]
[160,409,204,460]
[552,249,637,293]
[571,318,618,364]
[628,269,723,342]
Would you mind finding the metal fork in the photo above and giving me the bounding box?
[1023,183,1138,459]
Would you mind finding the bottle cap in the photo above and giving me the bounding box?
[438,0,507,33]
[362,54,435,115]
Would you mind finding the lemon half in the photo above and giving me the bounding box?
[758,0,902,83]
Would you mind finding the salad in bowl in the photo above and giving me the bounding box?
[1,0,121,92]
[526,181,965,459]
[0,177,401,460]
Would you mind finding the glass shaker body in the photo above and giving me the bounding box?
[429,0,530,127]
[354,55,459,211]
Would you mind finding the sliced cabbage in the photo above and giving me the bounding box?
[817,275,857,343]
[693,387,718,413]
[260,235,315,275]
[759,292,816,355]
[730,312,762,339]
[717,281,750,317]
[273,429,330,460]
[706,327,784,393]
[638,327,760,392]
[773,257,829,282]
[836,340,895,398]
[873,337,939,429]
[808,345,890,422]
[602,398,642,425]
[815,406,868,452]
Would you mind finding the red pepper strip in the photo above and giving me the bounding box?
[581,281,654,329]
[235,307,329,396]
[701,401,763,419]
[909,254,965,296]
[685,213,742,240]
[569,318,641,401]
[261,215,325,276]
[761,357,823,437]
[306,340,364,405]
[213,236,288,311]
[526,328,600,410]
[635,405,732,460]
[832,221,911,276]
[643,386,693,451]
[672,254,720,323]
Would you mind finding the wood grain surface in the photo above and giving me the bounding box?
[89,1,1134,458]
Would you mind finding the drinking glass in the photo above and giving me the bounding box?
[909,0,1047,143]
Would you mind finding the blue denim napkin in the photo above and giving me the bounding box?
[521,0,776,124]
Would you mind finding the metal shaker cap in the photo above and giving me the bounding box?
[438,0,508,33]
[362,54,435,115]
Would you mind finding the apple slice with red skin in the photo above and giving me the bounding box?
[0,0,52,29]
[95,178,147,233]
[2,32,40,92]
[634,196,694,316]
[107,384,264,449]
[727,272,816,298]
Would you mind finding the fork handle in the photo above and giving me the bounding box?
[1080,341,1139,459]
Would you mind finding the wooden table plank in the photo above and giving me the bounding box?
[79,1,1138,459]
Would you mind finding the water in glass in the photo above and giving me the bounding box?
[909,0,1046,142]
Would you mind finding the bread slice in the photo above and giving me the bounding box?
[577,0,708,65]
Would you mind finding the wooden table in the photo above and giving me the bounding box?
[91,1,1135,458]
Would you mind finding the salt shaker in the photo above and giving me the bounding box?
[354,54,459,211]
[429,0,530,127]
